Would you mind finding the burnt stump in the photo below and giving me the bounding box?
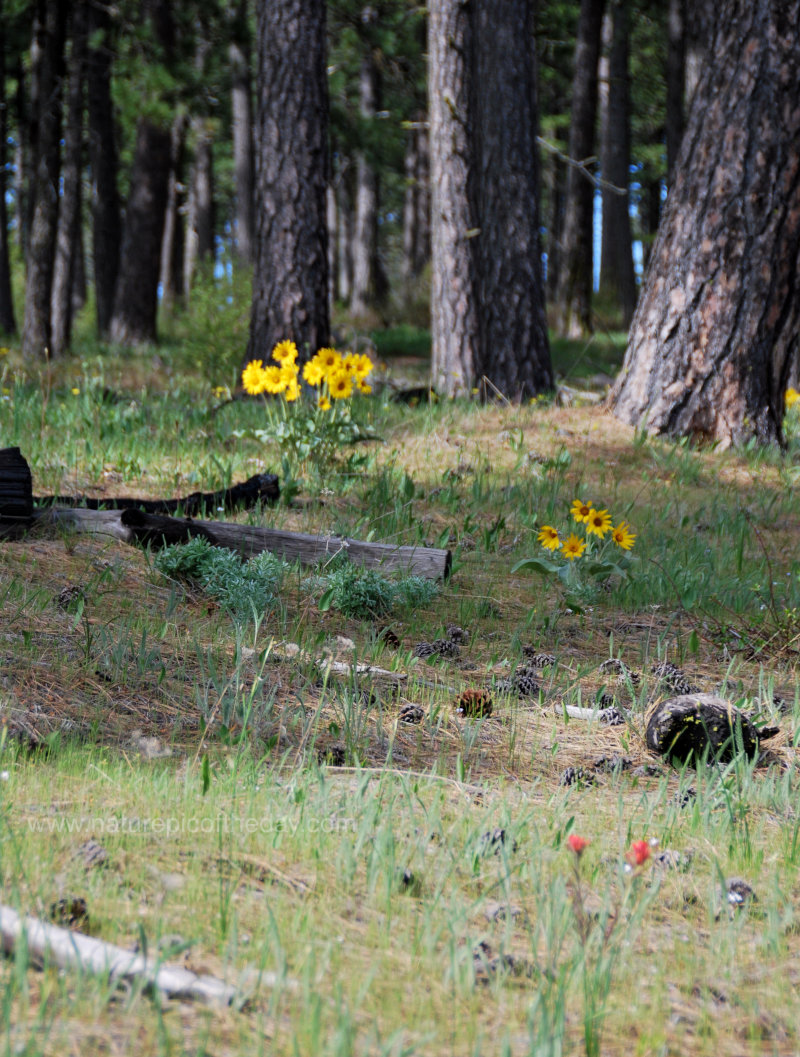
[645,694,761,766]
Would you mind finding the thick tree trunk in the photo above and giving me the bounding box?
[684,0,712,109]
[0,4,17,337]
[326,183,337,309]
[159,113,187,309]
[72,224,86,315]
[229,1,255,265]
[109,0,174,346]
[609,0,800,447]
[350,52,380,316]
[86,0,121,338]
[429,0,552,398]
[50,2,87,358]
[598,0,636,329]
[22,0,68,359]
[665,0,685,184]
[247,0,329,363]
[553,0,606,339]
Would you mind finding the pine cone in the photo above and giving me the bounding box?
[521,647,556,667]
[399,703,425,724]
[376,626,401,649]
[650,661,697,694]
[446,623,469,644]
[454,689,493,717]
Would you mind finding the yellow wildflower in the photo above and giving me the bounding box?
[585,508,612,538]
[242,360,267,395]
[261,365,287,394]
[316,347,342,376]
[71,387,80,395]
[537,525,561,551]
[272,339,298,365]
[611,521,636,550]
[303,359,326,386]
[357,381,372,395]
[318,395,331,411]
[284,377,300,402]
[328,369,353,400]
[561,534,587,561]
[571,499,593,523]
[786,387,800,408]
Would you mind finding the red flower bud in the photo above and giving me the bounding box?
[627,839,651,866]
[567,834,589,856]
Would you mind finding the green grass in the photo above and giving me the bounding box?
[1,310,800,1055]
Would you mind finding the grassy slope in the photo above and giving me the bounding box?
[1,333,800,1056]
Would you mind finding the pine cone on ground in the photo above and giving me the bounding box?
[650,661,698,694]
[454,689,493,717]
[521,647,556,667]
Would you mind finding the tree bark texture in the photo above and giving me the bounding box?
[0,1,17,337]
[86,0,121,337]
[13,62,29,255]
[229,0,255,264]
[553,0,606,338]
[429,0,552,399]
[545,155,565,303]
[350,51,381,316]
[50,2,87,358]
[598,0,636,328]
[109,0,174,346]
[22,0,68,359]
[609,0,800,447]
[248,0,329,364]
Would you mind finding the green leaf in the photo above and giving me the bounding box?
[201,754,210,796]
[688,629,699,654]
[318,586,336,612]
[511,557,560,575]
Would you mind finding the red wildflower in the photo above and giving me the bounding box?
[627,839,651,867]
[567,834,590,856]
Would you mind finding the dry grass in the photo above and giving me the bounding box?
[2,392,800,1055]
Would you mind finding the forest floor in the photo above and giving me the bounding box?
[2,330,800,1056]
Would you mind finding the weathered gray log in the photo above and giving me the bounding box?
[10,507,452,580]
[645,694,762,765]
[0,903,238,1007]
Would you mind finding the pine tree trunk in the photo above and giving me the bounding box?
[0,2,17,337]
[429,0,551,398]
[109,0,174,346]
[247,0,329,363]
[86,0,121,337]
[159,113,187,309]
[350,52,380,317]
[108,118,172,346]
[184,119,215,292]
[553,0,606,338]
[50,2,87,358]
[401,115,431,290]
[71,225,86,315]
[13,63,29,255]
[598,0,636,329]
[545,155,565,304]
[22,0,68,359]
[229,0,255,265]
[609,0,800,447]
[336,164,354,305]
[665,0,685,183]
[326,183,337,309]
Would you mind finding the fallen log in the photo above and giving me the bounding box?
[8,507,452,580]
[36,472,279,515]
[0,903,239,1007]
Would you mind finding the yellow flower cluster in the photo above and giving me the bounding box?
[242,341,373,408]
[537,498,636,560]
[786,387,800,408]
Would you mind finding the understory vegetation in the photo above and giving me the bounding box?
[1,328,800,1056]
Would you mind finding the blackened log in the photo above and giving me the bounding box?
[0,447,34,522]
[35,473,279,515]
[645,694,763,765]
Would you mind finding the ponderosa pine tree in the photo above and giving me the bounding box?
[247,0,329,362]
[609,0,800,446]
[0,0,17,337]
[429,0,552,398]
